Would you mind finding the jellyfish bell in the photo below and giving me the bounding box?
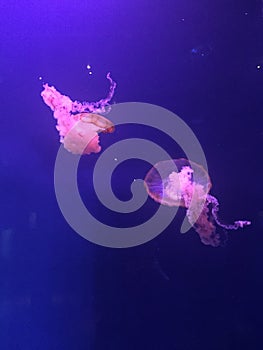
[144,158,211,208]
[63,121,100,155]
[144,158,250,247]
[63,113,115,155]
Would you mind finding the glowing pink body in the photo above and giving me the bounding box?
[144,159,251,247]
[41,73,116,154]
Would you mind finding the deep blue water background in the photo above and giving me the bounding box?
[1,1,263,349]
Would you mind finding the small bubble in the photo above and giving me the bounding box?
[244,12,248,16]
[257,65,261,69]
[86,64,91,69]
[89,71,93,75]
[114,157,118,161]
[38,76,43,80]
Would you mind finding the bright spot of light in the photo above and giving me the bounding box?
[86,65,93,75]
[257,65,261,69]
[114,157,118,162]
[38,76,43,80]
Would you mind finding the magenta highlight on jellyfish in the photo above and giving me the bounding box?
[144,159,251,247]
[41,73,116,155]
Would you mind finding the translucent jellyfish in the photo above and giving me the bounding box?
[144,159,251,247]
[41,73,116,155]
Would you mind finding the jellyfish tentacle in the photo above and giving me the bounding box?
[206,194,251,230]
[81,72,117,113]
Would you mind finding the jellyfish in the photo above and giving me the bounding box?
[144,159,251,247]
[41,73,116,155]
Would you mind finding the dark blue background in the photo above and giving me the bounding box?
[1,1,263,349]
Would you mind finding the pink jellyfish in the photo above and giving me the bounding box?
[41,73,116,155]
[144,159,251,247]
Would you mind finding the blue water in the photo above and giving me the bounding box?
[1,1,262,349]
